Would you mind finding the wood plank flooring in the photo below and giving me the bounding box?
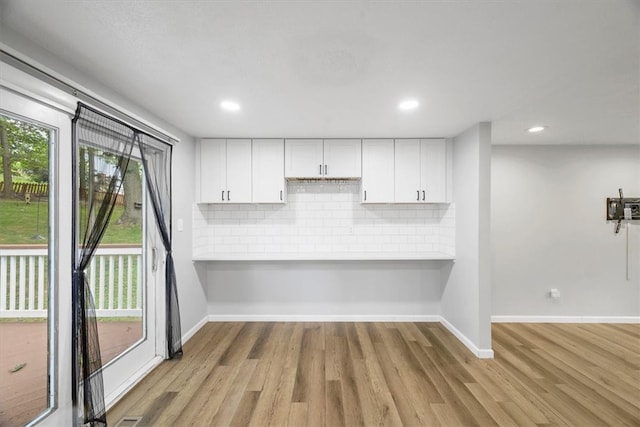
[108,322,640,426]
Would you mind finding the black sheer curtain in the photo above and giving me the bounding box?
[72,103,182,425]
[138,133,182,358]
[72,104,136,426]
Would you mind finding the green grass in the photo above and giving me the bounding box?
[0,198,142,245]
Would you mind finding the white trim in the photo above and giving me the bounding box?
[439,317,494,359]
[104,355,163,411]
[208,314,441,323]
[193,253,455,262]
[182,316,208,343]
[492,315,640,324]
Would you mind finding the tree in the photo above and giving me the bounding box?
[0,115,49,198]
[0,118,13,198]
[117,160,143,226]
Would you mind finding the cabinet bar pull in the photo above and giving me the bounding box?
[221,190,225,201]
[325,164,327,175]
[280,190,283,201]
[417,190,420,201]
[364,190,367,201]
[319,164,322,175]
[423,190,426,201]
[227,190,230,201]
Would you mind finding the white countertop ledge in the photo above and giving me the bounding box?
[192,252,455,261]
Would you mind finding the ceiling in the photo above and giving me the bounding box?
[0,0,638,144]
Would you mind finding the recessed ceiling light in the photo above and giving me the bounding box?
[398,99,419,111]
[220,100,240,112]
[528,126,545,133]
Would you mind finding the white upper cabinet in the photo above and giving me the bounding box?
[394,138,447,203]
[252,139,286,203]
[394,139,422,202]
[285,139,361,179]
[198,138,252,203]
[199,138,226,203]
[420,139,447,202]
[285,139,323,178]
[199,137,447,204]
[323,139,362,178]
[361,139,394,203]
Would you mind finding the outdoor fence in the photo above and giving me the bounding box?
[0,182,125,205]
[0,182,48,197]
[0,246,142,318]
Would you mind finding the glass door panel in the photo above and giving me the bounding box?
[77,148,146,366]
[0,113,54,426]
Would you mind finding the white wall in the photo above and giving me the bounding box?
[440,123,493,357]
[207,260,446,319]
[492,145,640,319]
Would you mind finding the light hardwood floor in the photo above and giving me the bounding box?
[108,322,640,426]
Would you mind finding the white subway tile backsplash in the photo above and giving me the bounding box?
[193,181,455,259]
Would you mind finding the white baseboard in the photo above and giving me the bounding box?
[104,355,163,411]
[491,315,640,324]
[182,316,209,343]
[439,317,494,359]
[207,314,441,322]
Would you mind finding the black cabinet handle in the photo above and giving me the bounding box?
[221,190,224,201]
[423,190,425,201]
[227,190,230,201]
[364,190,367,201]
[325,164,327,175]
[417,190,420,201]
[280,190,283,201]
[319,164,322,175]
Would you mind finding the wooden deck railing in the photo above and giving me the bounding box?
[0,246,142,318]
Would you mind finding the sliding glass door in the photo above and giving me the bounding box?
[1,84,172,425]
[74,125,162,421]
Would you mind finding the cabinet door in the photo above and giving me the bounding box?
[285,139,323,178]
[394,139,422,203]
[252,139,285,203]
[225,139,252,203]
[199,138,226,203]
[362,139,394,203]
[421,139,447,202]
[323,139,362,178]
[420,139,447,203]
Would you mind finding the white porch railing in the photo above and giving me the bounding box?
[0,246,142,318]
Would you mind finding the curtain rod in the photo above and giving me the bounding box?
[0,49,178,145]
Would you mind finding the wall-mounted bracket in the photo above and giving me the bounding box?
[606,188,640,234]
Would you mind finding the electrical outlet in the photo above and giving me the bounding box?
[549,288,560,299]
